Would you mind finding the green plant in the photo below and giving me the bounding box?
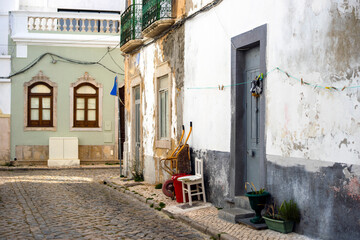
[150,203,154,208]
[279,200,300,223]
[146,197,153,203]
[159,202,166,208]
[265,200,300,223]
[3,162,14,167]
[120,175,125,178]
[265,202,282,220]
[132,169,144,182]
[245,182,265,194]
[155,183,162,189]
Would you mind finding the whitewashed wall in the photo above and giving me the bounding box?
[184,0,360,165]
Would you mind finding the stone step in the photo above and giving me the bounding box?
[218,208,255,223]
[234,196,252,210]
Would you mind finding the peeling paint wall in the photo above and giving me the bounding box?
[183,0,360,238]
[266,0,360,164]
[184,0,360,169]
[267,156,360,240]
[123,24,185,184]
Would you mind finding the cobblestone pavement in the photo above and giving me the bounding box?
[0,169,208,240]
[108,177,312,240]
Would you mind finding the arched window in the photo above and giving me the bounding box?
[73,83,99,127]
[28,82,53,127]
[24,71,57,130]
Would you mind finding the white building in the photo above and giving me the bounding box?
[121,0,360,239]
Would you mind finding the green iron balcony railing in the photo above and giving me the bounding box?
[142,0,173,31]
[120,4,142,47]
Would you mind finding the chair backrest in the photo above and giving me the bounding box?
[195,158,203,177]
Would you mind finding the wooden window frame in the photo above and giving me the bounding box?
[24,71,57,131]
[73,83,99,128]
[27,82,53,127]
[155,62,172,149]
[70,72,103,132]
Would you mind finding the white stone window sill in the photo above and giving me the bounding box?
[24,127,56,131]
[70,127,103,132]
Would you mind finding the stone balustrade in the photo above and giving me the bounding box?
[27,13,120,34]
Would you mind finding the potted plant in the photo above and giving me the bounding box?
[245,182,270,224]
[263,200,300,233]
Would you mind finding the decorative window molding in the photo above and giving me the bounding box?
[24,71,57,131]
[70,72,103,131]
[155,62,172,149]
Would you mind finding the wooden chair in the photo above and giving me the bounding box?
[178,158,206,206]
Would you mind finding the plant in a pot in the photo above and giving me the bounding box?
[263,200,300,233]
[245,182,270,224]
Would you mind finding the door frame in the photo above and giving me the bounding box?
[230,24,267,196]
[130,75,142,173]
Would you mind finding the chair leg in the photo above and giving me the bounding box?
[182,181,186,203]
[202,182,206,203]
[196,184,200,200]
[188,183,192,206]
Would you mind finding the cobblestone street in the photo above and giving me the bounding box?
[0,169,207,240]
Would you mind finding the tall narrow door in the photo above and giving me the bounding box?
[244,46,261,188]
[134,86,141,172]
[119,87,125,159]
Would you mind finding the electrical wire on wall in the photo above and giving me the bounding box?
[0,43,124,79]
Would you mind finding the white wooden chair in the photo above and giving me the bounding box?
[178,158,206,206]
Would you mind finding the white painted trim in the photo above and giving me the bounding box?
[0,55,11,59]
[0,79,11,83]
[12,34,119,48]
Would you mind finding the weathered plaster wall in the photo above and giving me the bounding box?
[266,0,360,165]
[10,45,124,161]
[267,156,360,240]
[184,0,360,237]
[191,149,230,207]
[0,117,10,163]
[123,26,185,184]
[184,0,360,170]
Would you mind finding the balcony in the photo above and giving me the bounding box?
[120,4,143,53]
[142,0,174,38]
[10,11,120,51]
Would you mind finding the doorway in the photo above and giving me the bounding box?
[119,86,125,160]
[133,85,141,172]
[230,24,267,196]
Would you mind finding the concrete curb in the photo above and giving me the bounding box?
[0,166,120,171]
[104,179,240,240]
